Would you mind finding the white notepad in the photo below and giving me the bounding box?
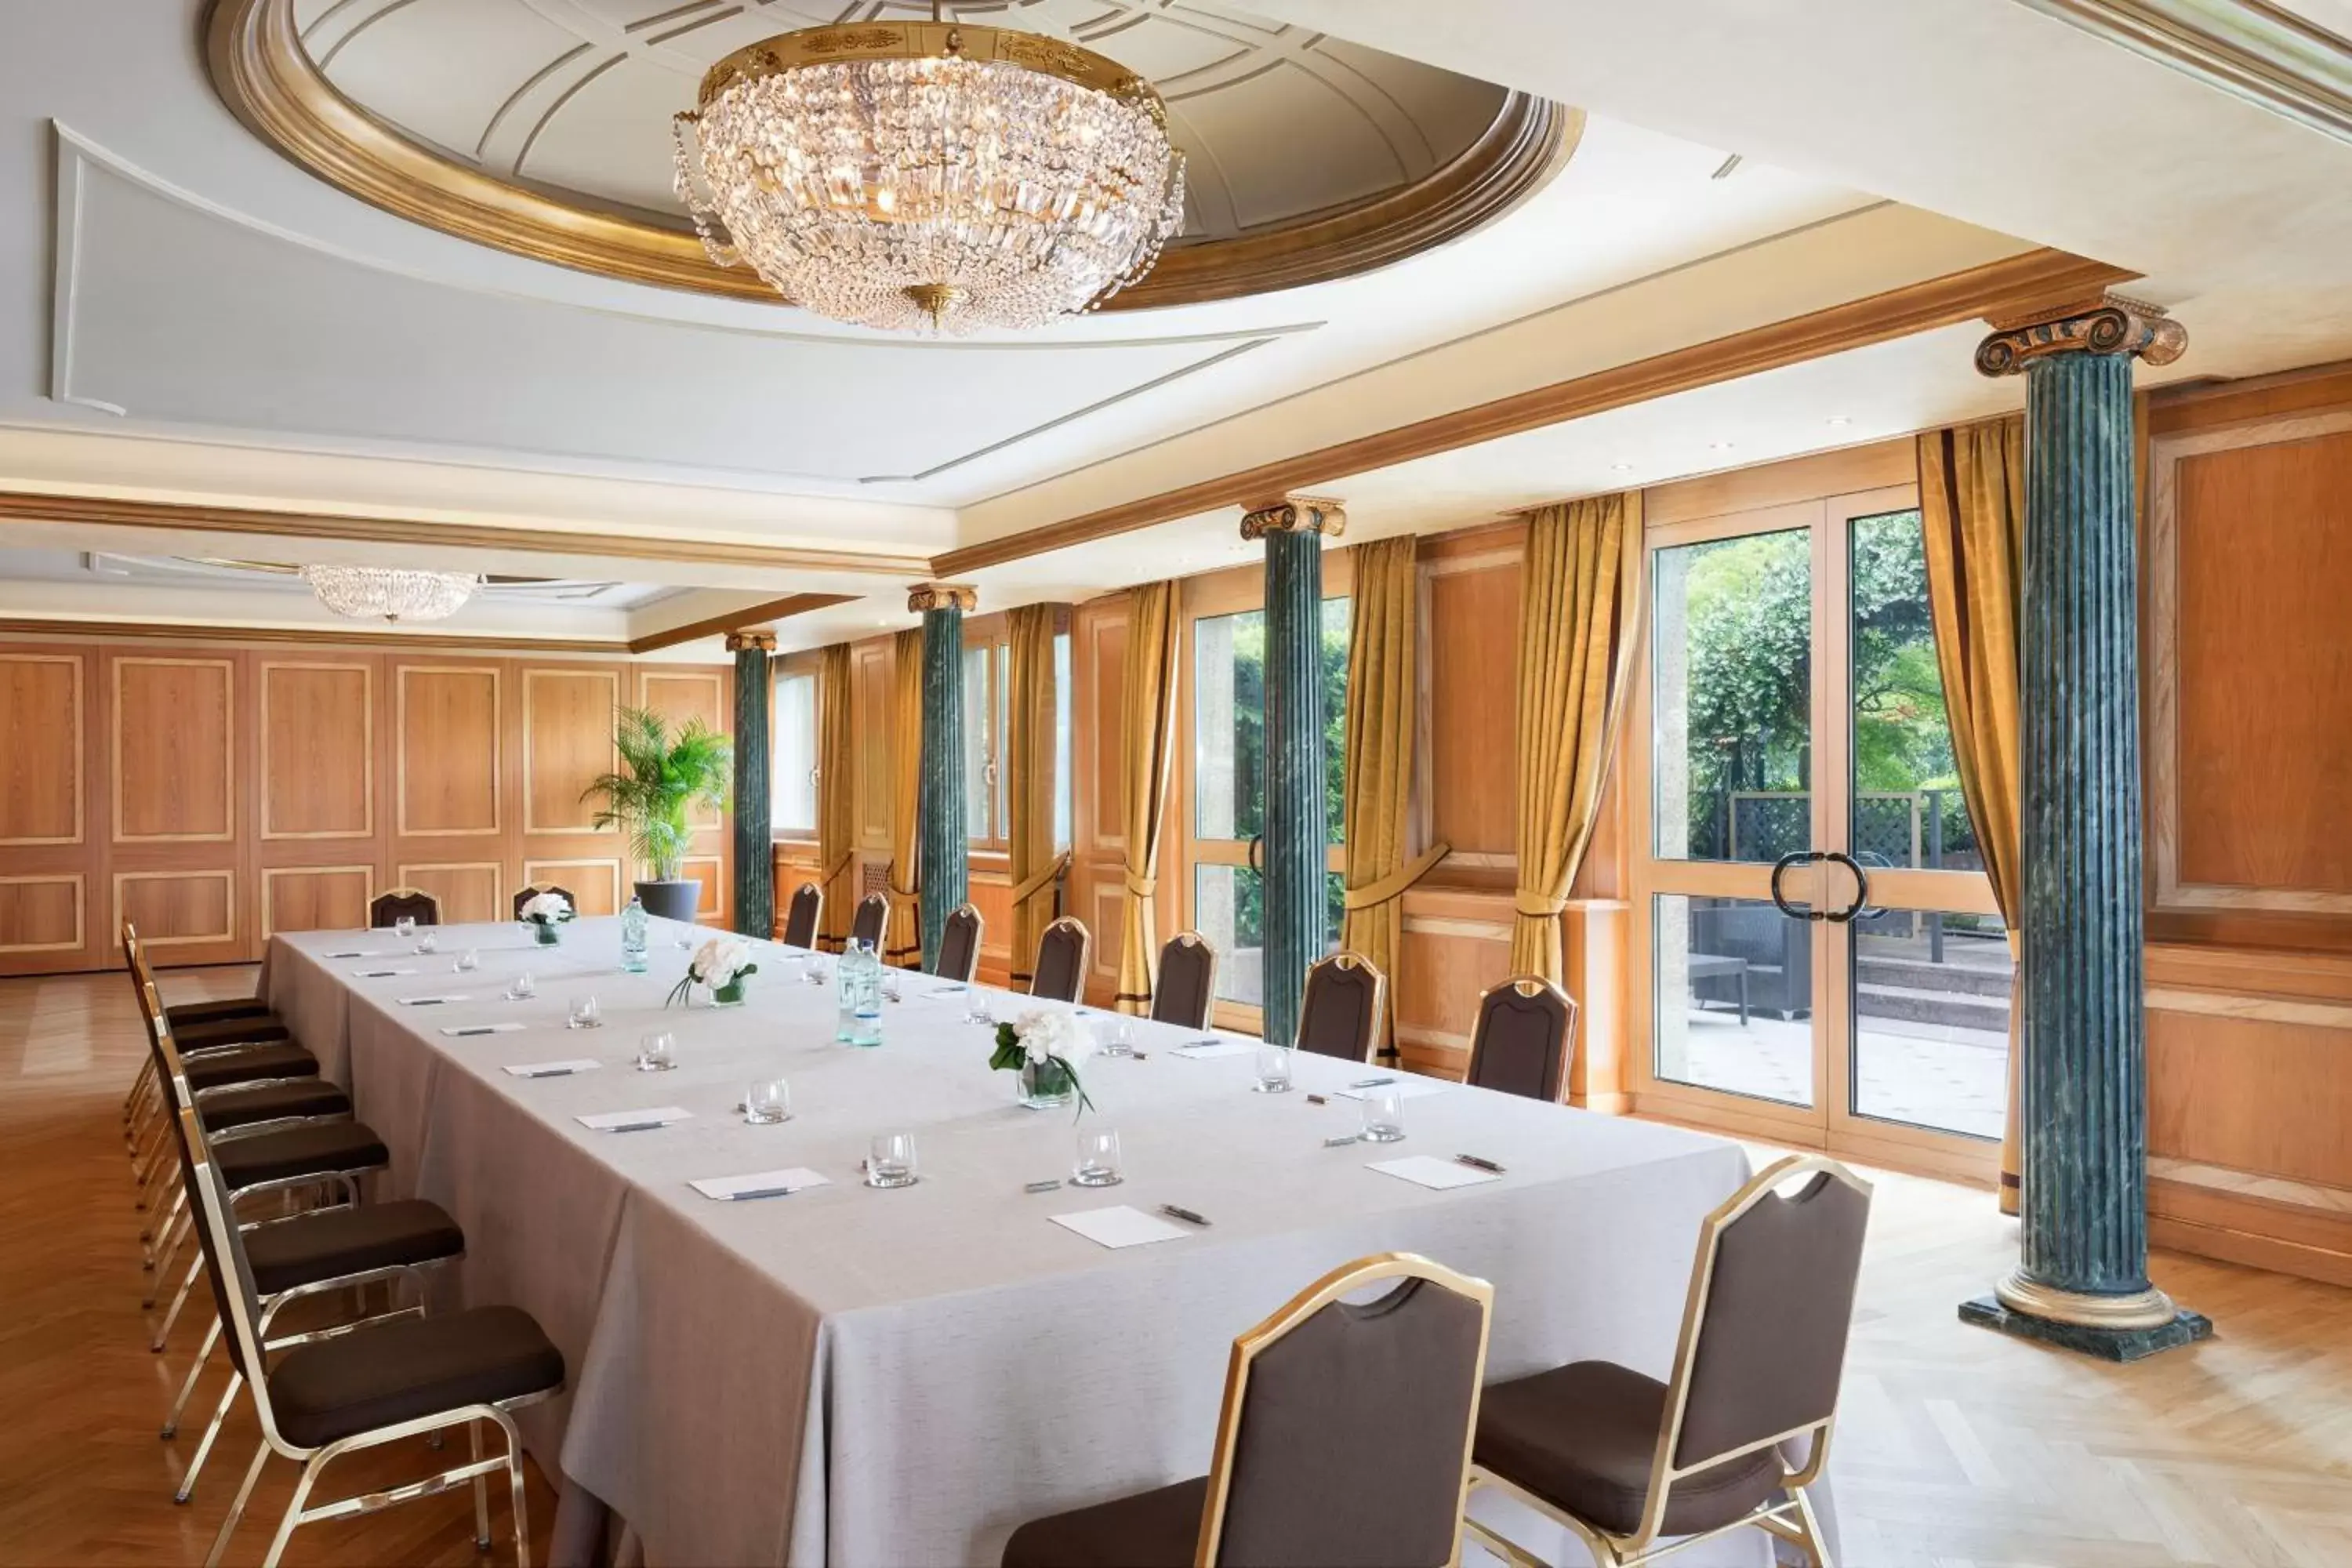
[1171,1040,1254,1061]
[441,1022,526,1038]
[398,994,474,1007]
[690,1167,830,1201]
[1050,1206,1192,1249]
[577,1106,691,1131]
[1367,1155,1501,1191]
[1332,1077,1454,1102]
[503,1058,599,1079]
[350,967,418,978]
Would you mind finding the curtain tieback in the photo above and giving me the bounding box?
[822,852,855,887]
[1342,841,1451,912]
[1514,889,1570,920]
[1123,869,1158,898]
[884,859,919,902]
[1013,852,1071,909]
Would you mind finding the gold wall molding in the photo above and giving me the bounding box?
[0,653,84,846]
[0,874,86,955]
[2009,0,2352,146]
[205,0,1577,313]
[934,247,2138,575]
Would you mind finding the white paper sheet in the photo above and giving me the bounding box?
[1366,1155,1502,1191]
[1048,1205,1192,1249]
[397,994,474,1007]
[441,1022,527,1037]
[1170,1040,1255,1061]
[578,1106,693,1131]
[504,1058,601,1078]
[1331,1076,1454,1102]
[690,1167,832,1201]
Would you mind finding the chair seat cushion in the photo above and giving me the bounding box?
[245,1200,464,1296]
[182,1042,320,1093]
[173,1014,292,1049]
[198,1079,351,1132]
[1001,1477,1206,1568]
[215,1120,388,1190]
[268,1305,564,1450]
[165,997,271,1026]
[1474,1360,1785,1538]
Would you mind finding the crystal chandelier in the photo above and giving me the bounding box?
[672,16,1186,333]
[300,565,480,623]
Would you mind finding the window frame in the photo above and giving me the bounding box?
[768,652,822,844]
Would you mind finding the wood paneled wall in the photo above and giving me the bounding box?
[0,636,730,975]
[2140,363,2352,1287]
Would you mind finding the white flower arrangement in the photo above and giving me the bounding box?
[519,891,574,926]
[990,1007,1096,1116]
[668,935,759,1007]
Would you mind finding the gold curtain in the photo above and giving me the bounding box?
[1920,415,2028,1211]
[1116,581,1181,1014]
[1341,535,1448,1061]
[1007,604,1066,985]
[884,627,925,967]
[815,643,857,951]
[1511,493,1643,986]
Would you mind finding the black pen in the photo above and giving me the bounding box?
[451,1025,503,1037]
[1159,1203,1210,1227]
[604,1120,670,1133]
[1454,1153,1506,1174]
[722,1186,800,1201]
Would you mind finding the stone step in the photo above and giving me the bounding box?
[1855,981,2010,1034]
[1857,954,2014,999]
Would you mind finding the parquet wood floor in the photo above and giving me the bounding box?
[3,967,2349,1566]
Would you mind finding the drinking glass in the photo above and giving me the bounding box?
[1252,1044,1294,1094]
[635,1032,676,1073]
[414,931,439,955]
[394,915,416,940]
[1099,1016,1135,1059]
[506,971,537,1001]
[1359,1087,1406,1143]
[1071,1128,1124,1188]
[881,973,903,1004]
[568,994,602,1029]
[454,948,480,974]
[866,1132,918,1189]
[804,956,830,987]
[743,1077,791,1125]
[964,990,994,1027]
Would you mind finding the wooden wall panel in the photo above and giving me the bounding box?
[640,669,727,832]
[114,657,234,842]
[677,853,724,921]
[524,859,622,918]
[115,870,234,949]
[261,865,373,938]
[0,655,82,844]
[851,638,894,854]
[1425,553,1519,861]
[524,668,620,836]
[1396,887,1514,1080]
[397,666,500,837]
[2148,1000,2352,1190]
[260,662,373,840]
[0,876,84,954]
[397,862,503,926]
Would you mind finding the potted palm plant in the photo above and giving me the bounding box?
[580,706,734,924]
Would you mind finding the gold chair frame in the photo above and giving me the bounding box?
[851,890,890,952]
[368,884,443,927]
[782,880,824,949]
[1150,930,1220,1030]
[1466,973,1578,1103]
[1196,1251,1494,1567]
[937,902,985,983]
[1300,949,1389,1062]
[1030,916,1091,1002]
[1464,1155,1869,1568]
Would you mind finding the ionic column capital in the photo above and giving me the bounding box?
[723,630,778,653]
[1975,292,2187,377]
[906,582,978,614]
[1240,495,1347,541]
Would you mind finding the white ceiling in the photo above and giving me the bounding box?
[1,1,2347,655]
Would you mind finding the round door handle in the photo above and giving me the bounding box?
[1247,834,1265,874]
[1770,850,1824,922]
[1821,851,1872,924]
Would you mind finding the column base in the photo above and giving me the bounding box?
[1958,1294,2212,1362]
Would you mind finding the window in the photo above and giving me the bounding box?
[771,671,817,836]
[966,627,1069,851]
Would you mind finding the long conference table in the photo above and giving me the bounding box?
[262,916,1837,1567]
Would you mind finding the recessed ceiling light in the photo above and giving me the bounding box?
[1825,416,1853,428]
[1708,441,1736,452]
[1610,462,1635,473]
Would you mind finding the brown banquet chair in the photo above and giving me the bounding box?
[782,880,822,949]
[1295,951,1387,1062]
[1002,1252,1494,1568]
[1149,931,1218,1031]
[1463,975,1578,1103]
[851,891,889,953]
[512,882,574,920]
[368,887,442,929]
[935,904,984,984]
[1465,1156,1871,1568]
[1028,916,1090,1004]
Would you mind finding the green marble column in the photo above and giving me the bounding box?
[913,585,975,971]
[1958,297,2209,1362]
[1243,497,1344,1049]
[728,630,775,940]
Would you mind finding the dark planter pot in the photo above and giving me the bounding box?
[634,879,702,924]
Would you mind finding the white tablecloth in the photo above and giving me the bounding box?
[264,917,1835,1567]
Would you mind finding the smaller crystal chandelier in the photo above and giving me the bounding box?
[300,565,481,623]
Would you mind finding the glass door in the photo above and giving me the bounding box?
[1630,488,2005,1178]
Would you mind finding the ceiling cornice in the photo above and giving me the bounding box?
[0,616,633,655]
[626,593,857,653]
[0,491,931,576]
[935,245,2138,575]
[2009,1,2352,146]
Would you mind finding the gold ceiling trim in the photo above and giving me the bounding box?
[204,0,1578,312]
